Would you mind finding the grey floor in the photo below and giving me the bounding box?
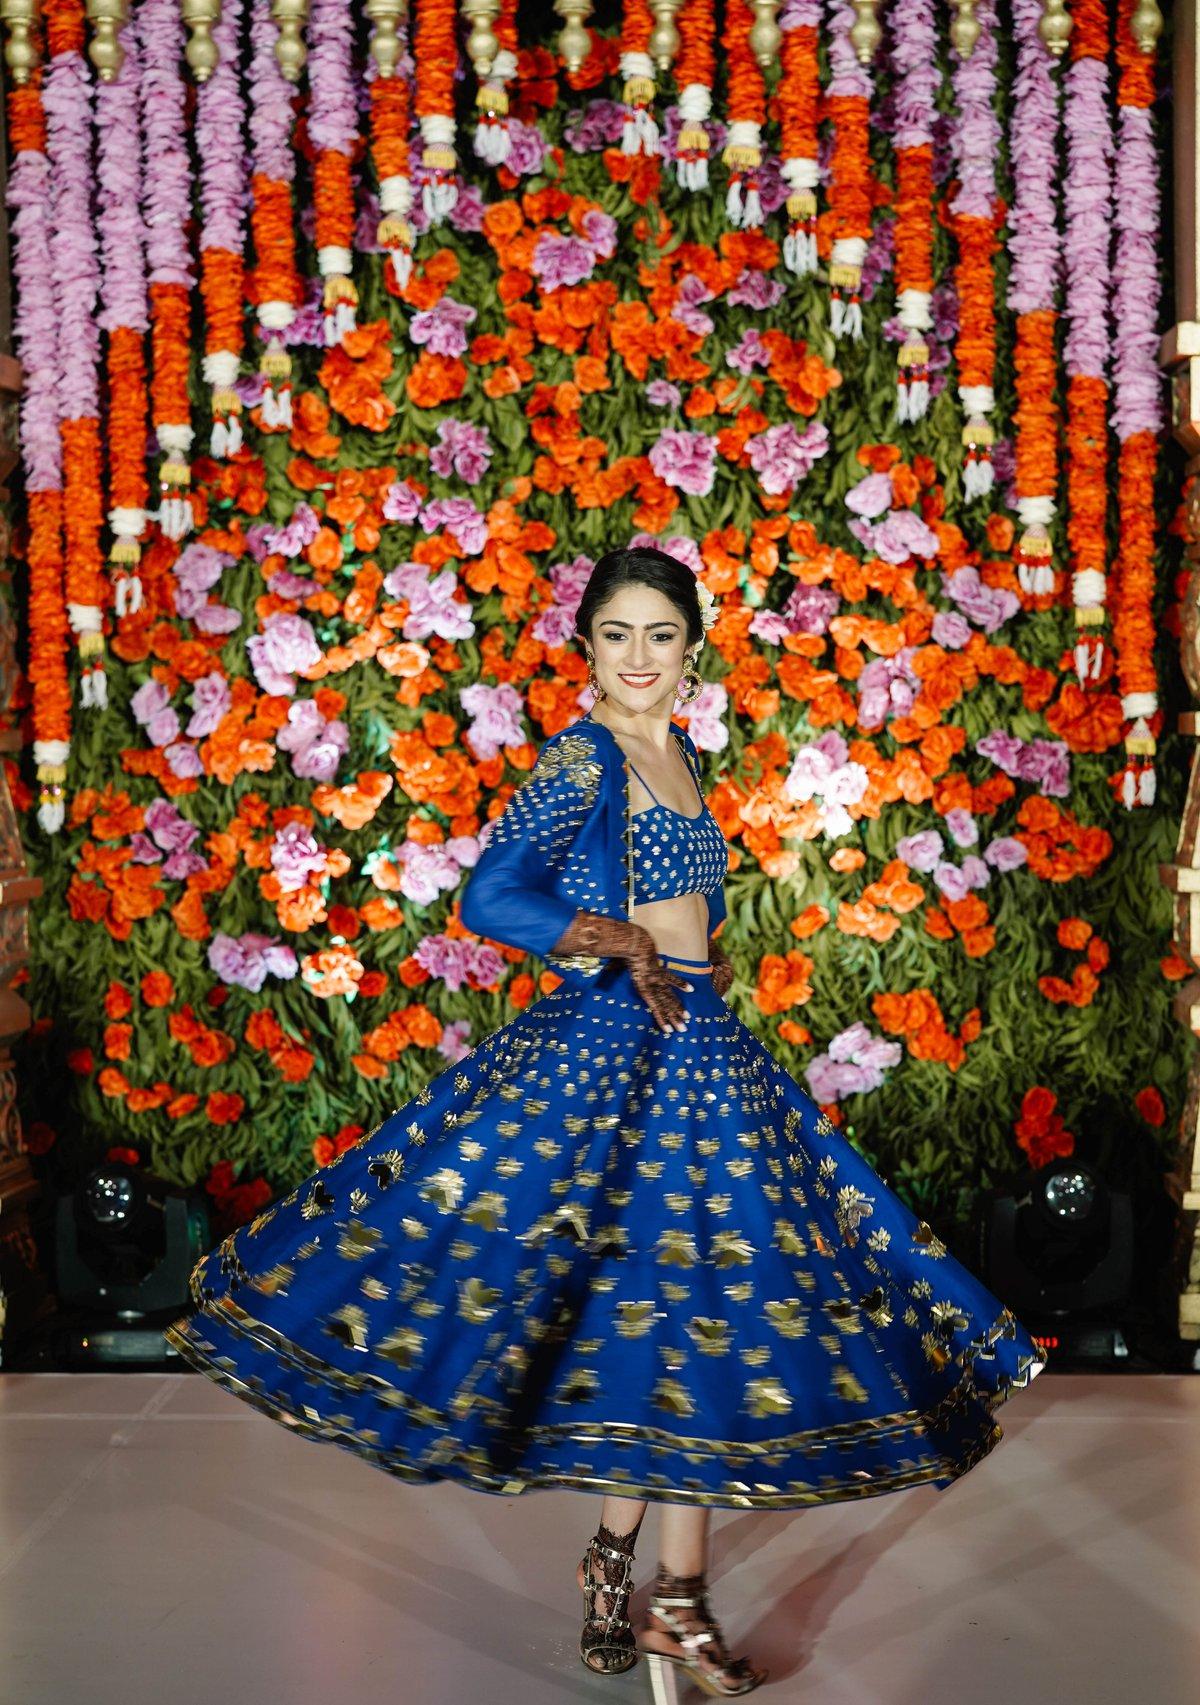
[0,1370,1195,1705]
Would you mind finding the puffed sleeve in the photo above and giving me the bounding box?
[458,729,604,960]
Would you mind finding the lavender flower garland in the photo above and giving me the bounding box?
[1062,26,1114,663]
[1008,0,1062,594]
[43,10,105,706]
[137,0,197,538]
[248,0,300,425]
[888,0,938,419]
[948,0,1000,497]
[6,145,61,495]
[825,0,873,338]
[308,0,360,342]
[197,0,249,457]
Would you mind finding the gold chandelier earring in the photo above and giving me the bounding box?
[586,652,606,700]
[676,652,703,704]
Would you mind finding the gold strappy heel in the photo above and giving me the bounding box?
[577,1529,640,1675]
[639,1569,768,1700]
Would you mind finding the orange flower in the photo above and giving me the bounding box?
[141,970,175,1007]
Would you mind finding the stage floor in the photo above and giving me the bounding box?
[0,1370,1195,1704]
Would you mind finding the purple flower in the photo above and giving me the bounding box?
[845,472,893,518]
[421,496,487,556]
[646,379,682,408]
[725,328,772,375]
[185,673,232,739]
[409,295,477,358]
[164,741,204,779]
[530,230,598,291]
[428,418,493,483]
[276,698,349,783]
[208,930,299,991]
[984,836,1028,871]
[381,563,475,642]
[932,610,972,649]
[959,854,991,889]
[784,583,840,636]
[246,612,322,696]
[270,820,327,892]
[260,503,320,559]
[648,428,718,497]
[933,861,970,902]
[896,828,944,871]
[726,269,787,310]
[144,797,200,854]
[871,509,940,564]
[746,419,828,497]
[941,565,1021,631]
[383,480,424,524]
[943,807,979,848]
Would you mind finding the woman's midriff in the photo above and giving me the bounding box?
[629,891,712,970]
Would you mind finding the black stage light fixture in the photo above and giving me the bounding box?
[976,1160,1134,1366]
[33,1159,211,1368]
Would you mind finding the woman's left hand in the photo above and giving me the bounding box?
[709,936,734,998]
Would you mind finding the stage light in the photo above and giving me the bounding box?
[976,1160,1135,1366]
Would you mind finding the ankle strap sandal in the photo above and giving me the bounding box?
[578,1532,639,1676]
[640,1571,768,1700]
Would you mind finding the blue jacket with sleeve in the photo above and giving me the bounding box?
[458,711,726,992]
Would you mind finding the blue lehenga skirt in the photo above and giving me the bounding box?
[165,952,1045,1511]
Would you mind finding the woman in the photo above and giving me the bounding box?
[166,547,1044,1700]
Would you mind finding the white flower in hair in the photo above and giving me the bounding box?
[695,580,718,633]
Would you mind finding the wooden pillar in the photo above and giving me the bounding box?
[1158,0,1200,1341]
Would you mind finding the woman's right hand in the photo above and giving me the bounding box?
[548,909,693,1034]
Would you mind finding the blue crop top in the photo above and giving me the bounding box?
[627,744,728,905]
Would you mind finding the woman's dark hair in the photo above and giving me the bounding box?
[575,547,704,654]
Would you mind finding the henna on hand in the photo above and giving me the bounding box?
[549,909,693,1033]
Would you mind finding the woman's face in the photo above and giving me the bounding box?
[585,583,694,721]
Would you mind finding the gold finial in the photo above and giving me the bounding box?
[366,0,407,77]
[553,0,593,77]
[1038,0,1071,56]
[1131,0,1162,55]
[271,0,309,81]
[1,0,38,84]
[86,0,130,80]
[181,0,222,82]
[747,0,780,68]
[461,0,500,80]
[849,0,880,63]
[648,0,682,70]
[949,0,979,58]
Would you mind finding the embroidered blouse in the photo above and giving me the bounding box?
[458,713,728,992]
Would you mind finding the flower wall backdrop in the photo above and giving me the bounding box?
[5,0,1188,1243]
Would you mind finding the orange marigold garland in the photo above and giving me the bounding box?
[414,0,461,224]
[96,13,150,622]
[309,0,360,342]
[620,0,660,157]
[721,0,770,228]
[825,0,874,335]
[369,14,415,291]
[248,0,303,429]
[44,0,107,712]
[8,64,71,828]
[778,1,821,273]
[1110,0,1166,806]
[1063,0,1114,692]
[197,0,248,457]
[672,0,716,191]
[1009,0,1062,603]
[889,0,935,418]
[473,0,520,168]
[946,0,1001,498]
[138,0,196,541]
